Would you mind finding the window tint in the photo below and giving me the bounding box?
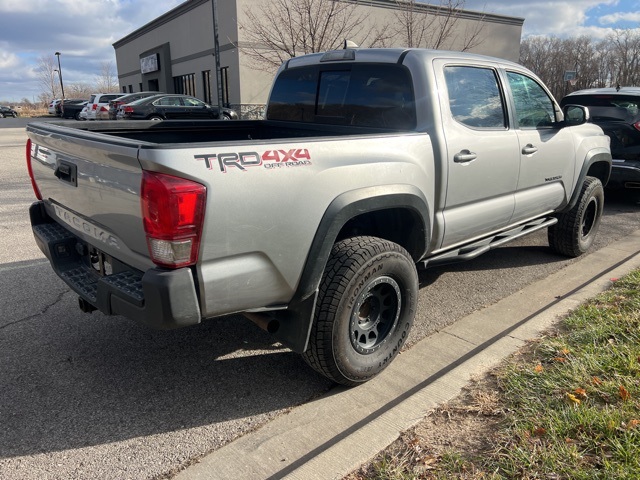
[444,66,506,128]
[183,97,205,107]
[267,64,416,129]
[562,94,640,121]
[155,97,181,106]
[507,72,556,128]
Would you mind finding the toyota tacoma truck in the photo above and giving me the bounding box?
[26,48,611,386]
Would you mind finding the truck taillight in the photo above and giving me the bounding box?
[140,171,206,268]
[26,139,42,200]
[92,104,97,110]
[634,121,640,132]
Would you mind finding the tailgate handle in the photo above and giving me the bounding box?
[54,161,78,187]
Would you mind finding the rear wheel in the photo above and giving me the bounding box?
[149,115,163,121]
[548,176,604,257]
[303,236,418,386]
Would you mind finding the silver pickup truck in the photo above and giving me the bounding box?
[26,48,611,386]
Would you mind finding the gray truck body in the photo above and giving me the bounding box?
[27,48,611,381]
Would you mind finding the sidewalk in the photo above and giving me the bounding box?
[175,229,640,480]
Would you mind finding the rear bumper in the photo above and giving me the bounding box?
[30,201,201,329]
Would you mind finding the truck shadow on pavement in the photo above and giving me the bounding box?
[0,273,331,458]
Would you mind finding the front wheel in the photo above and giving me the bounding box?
[548,176,604,257]
[303,236,418,386]
[148,115,163,121]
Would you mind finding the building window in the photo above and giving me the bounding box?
[221,67,229,107]
[139,83,143,92]
[202,70,212,104]
[122,86,127,93]
[173,73,196,96]
[128,85,133,93]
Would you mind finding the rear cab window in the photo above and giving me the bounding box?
[267,64,416,129]
[443,66,506,129]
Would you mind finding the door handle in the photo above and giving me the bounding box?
[54,160,78,187]
[522,144,538,155]
[453,150,477,163]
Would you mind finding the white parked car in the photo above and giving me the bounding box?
[48,99,62,115]
[79,104,89,120]
[86,93,124,120]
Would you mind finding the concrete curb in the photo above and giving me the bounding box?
[175,230,640,480]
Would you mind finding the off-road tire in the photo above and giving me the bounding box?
[548,176,604,257]
[303,236,418,386]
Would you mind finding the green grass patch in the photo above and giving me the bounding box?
[350,269,640,479]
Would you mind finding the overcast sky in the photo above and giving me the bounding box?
[0,0,638,103]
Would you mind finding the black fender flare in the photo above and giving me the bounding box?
[271,184,431,353]
[560,147,611,213]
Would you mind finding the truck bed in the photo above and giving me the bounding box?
[33,119,412,146]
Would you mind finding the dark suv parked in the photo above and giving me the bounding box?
[561,87,640,190]
[0,106,18,118]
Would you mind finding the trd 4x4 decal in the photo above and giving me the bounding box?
[195,149,311,173]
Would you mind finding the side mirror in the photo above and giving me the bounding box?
[562,104,590,126]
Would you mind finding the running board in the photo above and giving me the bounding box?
[421,217,558,269]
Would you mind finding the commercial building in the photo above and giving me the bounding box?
[113,0,524,117]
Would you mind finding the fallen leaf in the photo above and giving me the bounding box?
[592,377,602,385]
[533,426,546,437]
[574,388,587,398]
[553,357,566,363]
[628,419,640,429]
[567,393,581,405]
[620,385,631,402]
[534,364,544,373]
[560,348,570,355]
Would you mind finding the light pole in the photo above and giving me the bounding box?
[54,51,65,99]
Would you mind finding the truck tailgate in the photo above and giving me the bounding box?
[27,123,151,271]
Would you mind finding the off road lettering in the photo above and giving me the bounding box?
[195,148,311,173]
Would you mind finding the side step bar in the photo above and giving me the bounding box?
[421,217,558,269]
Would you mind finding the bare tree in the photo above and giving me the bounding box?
[239,0,387,72]
[94,61,119,93]
[35,55,61,101]
[519,32,640,101]
[391,0,486,51]
[608,29,640,87]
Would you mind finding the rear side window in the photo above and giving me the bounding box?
[267,64,416,129]
[507,72,556,128]
[444,66,506,129]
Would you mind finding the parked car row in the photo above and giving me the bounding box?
[0,105,19,118]
[49,93,238,122]
[116,94,238,120]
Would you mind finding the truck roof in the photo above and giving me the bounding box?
[282,47,524,71]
